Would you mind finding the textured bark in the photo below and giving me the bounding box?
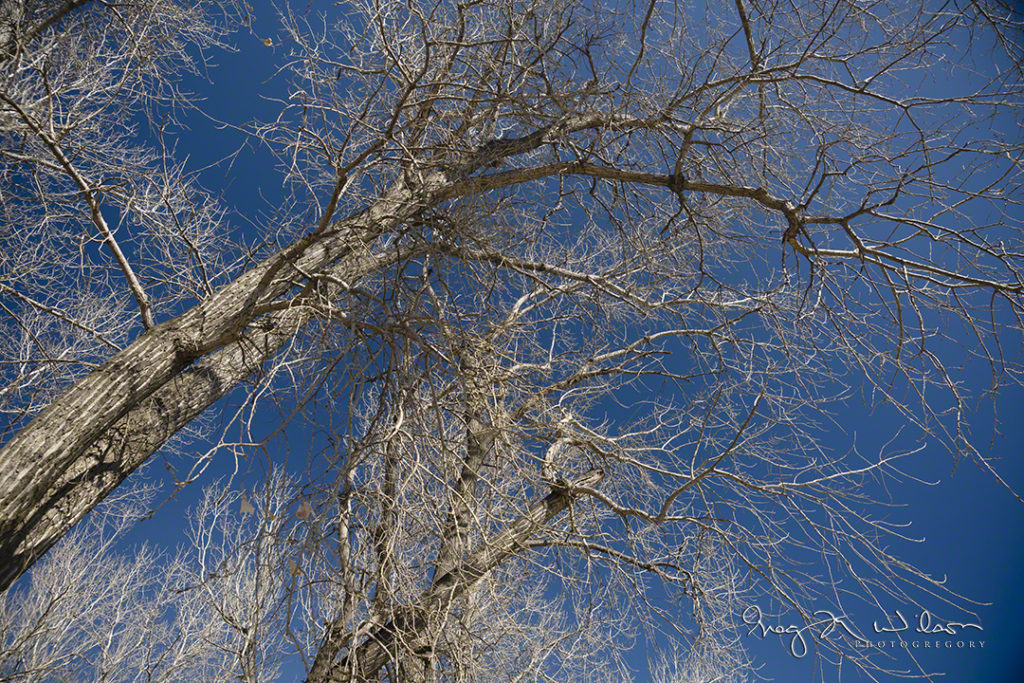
[430,361,496,587]
[0,158,471,588]
[306,468,604,683]
[0,241,395,590]
[0,115,638,590]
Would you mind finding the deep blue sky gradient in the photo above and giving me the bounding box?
[106,6,1024,681]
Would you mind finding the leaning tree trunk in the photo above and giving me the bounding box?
[0,118,608,590]
[0,179,421,590]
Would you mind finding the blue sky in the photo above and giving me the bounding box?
[732,384,1024,682]
[41,2,1024,680]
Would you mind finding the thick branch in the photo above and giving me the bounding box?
[0,115,635,586]
[0,246,396,590]
[307,468,605,683]
[430,350,496,586]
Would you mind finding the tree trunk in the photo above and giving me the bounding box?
[0,230,397,589]
[0,119,592,590]
[306,468,604,683]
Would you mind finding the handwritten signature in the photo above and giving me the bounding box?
[874,609,982,636]
[742,605,862,658]
[742,605,982,658]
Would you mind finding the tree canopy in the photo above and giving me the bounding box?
[0,0,1021,680]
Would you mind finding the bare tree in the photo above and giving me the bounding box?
[0,482,249,682]
[1,0,1022,679]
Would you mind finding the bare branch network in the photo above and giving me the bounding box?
[0,0,1021,680]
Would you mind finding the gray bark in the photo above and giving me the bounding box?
[0,236,396,589]
[0,119,594,590]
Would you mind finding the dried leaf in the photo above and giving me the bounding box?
[296,500,313,520]
[288,560,300,576]
[239,494,255,515]
[263,38,273,47]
